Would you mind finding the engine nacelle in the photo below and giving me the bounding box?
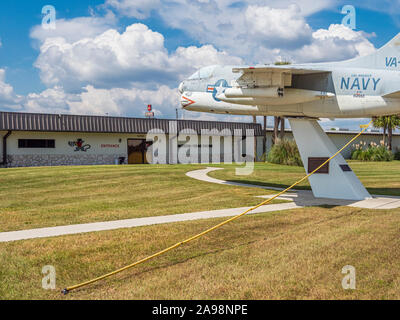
[216,88,335,106]
[223,87,280,98]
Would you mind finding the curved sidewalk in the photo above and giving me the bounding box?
[187,167,400,210]
[186,167,297,192]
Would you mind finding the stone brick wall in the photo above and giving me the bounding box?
[6,154,127,168]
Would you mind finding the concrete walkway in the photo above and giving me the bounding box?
[187,167,400,210]
[186,167,296,192]
[0,202,301,243]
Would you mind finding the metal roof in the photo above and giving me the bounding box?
[0,111,263,136]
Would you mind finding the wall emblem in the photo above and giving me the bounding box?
[68,139,91,152]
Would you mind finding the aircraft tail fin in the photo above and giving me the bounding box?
[338,33,400,70]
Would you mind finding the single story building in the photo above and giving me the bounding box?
[0,111,397,168]
[0,111,265,168]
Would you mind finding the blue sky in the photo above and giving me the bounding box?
[0,0,399,129]
[0,0,106,94]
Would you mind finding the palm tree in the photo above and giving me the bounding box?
[280,117,285,140]
[272,116,286,144]
[373,116,400,150]
[387,116,400,150]
[273,117,280,145]
[373,117,388,145]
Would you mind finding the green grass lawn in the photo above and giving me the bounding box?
[209,161,400,196]
[0,165,280,232]
[1,162,400,300]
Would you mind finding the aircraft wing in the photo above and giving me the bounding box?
[383,91,400,99]
[233,66,330,75]
[232,65,331,88]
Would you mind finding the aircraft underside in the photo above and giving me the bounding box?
[182,92,400,119]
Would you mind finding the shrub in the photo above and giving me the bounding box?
[351,141,394,162]
[394,148,400,160]
[267,139,303,166]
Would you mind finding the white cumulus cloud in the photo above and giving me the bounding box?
[293,24,376,63]
[30,12,117,45]
[105,0,337,63]
[245,4,312,42]
[0,69,22,107]
[34,23,243,92]
[19,84,181,118]
[24,87,71,114]
[67,85,180,117]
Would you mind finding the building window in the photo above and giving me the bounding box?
[18,139,55,149]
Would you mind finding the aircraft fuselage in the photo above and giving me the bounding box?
[179,64,400,118]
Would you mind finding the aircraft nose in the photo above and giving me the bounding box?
[178,82,184,94]
[180,94,195,109]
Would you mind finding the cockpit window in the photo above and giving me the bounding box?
[199,66,216,79]
[188,71,200,80]
[188,66,216,80]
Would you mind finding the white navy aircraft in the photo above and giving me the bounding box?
[178,33,400,201]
